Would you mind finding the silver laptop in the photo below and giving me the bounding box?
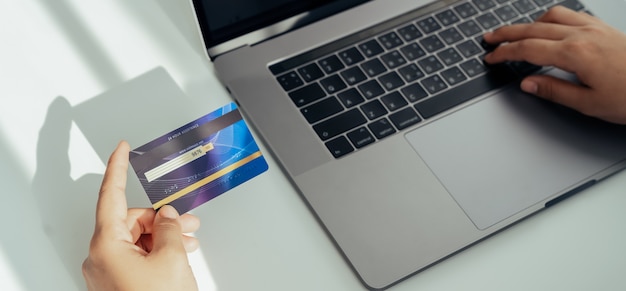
[190,0,626,289]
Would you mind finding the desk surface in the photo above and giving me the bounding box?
[2,1,626,290]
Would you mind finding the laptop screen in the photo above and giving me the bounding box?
[192,0,370,50]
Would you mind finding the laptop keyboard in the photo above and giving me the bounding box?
[269,0,587,158]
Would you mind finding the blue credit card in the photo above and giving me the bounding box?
[129,103,268,214]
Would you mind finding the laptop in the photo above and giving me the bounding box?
[190,0,626,289]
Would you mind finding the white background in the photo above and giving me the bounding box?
[1,0,626,290]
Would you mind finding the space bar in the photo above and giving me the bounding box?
[415,70,518,119]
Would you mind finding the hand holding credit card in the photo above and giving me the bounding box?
[129,103,268,214]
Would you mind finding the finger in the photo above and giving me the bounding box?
[520,75,594,114]
[127,209,200,242]
[127,208,156,242]
[537,6,600,26]
[150,205,188,258]
[179,214,201,233]
[135,233,199,253]
[95,141,131,234]
[484,22,572,44]
[182,235,200,253]
[484,39,577,72]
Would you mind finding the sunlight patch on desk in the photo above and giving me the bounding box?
[0,248,24,291]
[69,121,106,181]
[187,246,217,291]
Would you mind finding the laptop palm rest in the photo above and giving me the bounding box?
[406,78,626,230]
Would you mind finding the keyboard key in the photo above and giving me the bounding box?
[379,72,405,91]
[530,9,546,20]
[418,56,444,74]
[458,20,483,37]
[347,127,376,149]
[338,88,365,107]
[325,136,354,158]
[298,63,325,82]
[378,32,404,49]
[419,35,445,52]
[368,118,397,139]
[398,24,423,41]
[511,17,532,24]
[289,83,326,107]
[554,0,583,11]
[439,27,464,45]
[313,108,366,140]
[476,12,502,30]
[398,63,425,83]
[415,69,517,119]
[341,66,367,85]
[319,55,345,74]
[460,58,489,77]
[389,107,422,130]
[435,9,461,27]
[380,50,407,69]
[401,83,429,102]
[441,66,468,86]
[456,40,483,58]
[361,58,388,77]
[477,35,498,52]
[320,74,347,94]
[360,100,388,120]
[421,75,448,94]
[359,39,385,57]
[358,80,386,99]
[301,97,344,124]
[277,71,304,91]
[417,16,442,34]
[338,47,365,66]
[533,0,553,6]
[454,3,479,18]
[400,43,426,61]
[472,0,496,11]
[437,47,463,66]
[381,91,409,111]
[512,0,536,14]
[494,5,520,22]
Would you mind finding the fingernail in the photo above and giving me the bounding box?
[483,31,493,39]
[521,79,538,94]
[159,205,179,219]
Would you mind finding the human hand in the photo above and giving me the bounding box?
[82,141,200,291]
[483,6,626,124]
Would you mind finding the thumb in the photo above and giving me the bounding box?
[520,75,594,114]
[151,205,187,257]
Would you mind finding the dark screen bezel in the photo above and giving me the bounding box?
[192,0,371,52]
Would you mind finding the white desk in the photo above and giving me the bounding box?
[2,1,626,290]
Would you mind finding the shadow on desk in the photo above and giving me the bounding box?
[0,123,76,290]
[31,97,102,290]
[21,65,355,290]
[25,68,214,290]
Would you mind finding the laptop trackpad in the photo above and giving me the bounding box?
[406,87,626,230]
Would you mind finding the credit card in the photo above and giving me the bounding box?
[129,103,268,214]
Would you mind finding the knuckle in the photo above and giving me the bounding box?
[513,40,532,57]
[81,258,91,274]
[99,183,125,196]
[563,39,593,56]
[537,82,555,100]
[158,220,181,232]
